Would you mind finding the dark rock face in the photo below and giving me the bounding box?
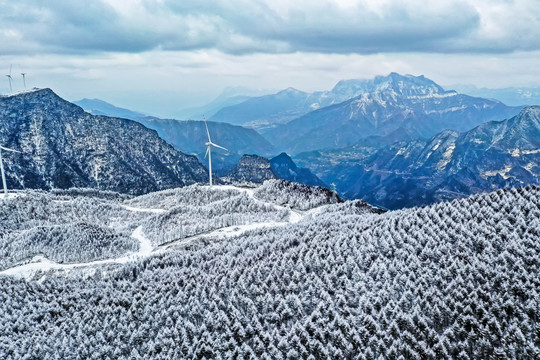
[300,106,540,209]
[224,155,277,184]
[269,152,327,187]
[0,89,208,195]
[224,153,328,188]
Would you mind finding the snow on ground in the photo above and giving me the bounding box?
[437,143,456,171]
[0,226,152,280]
[482,165,513,179]
[132,226,153,255]
[122,205,166,214]
[0,185,317,280]
[0,193,22,200]
[510,148,540,157]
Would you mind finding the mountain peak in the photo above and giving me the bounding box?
[374,73,445,95]
[331,73,446,99]
[513,105,540,128]
[279,87,304,95]
[0,89,208,194]
[519,105,540,117]
[1,88,79,112]
[1,87,54,99]
[74,98,146,119]
[224,155,277,184]
[271,152,296,165]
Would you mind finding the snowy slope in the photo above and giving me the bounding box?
[0,183,538,359]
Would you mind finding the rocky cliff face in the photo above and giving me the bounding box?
[0,89,208,195]
[269,152,327,187]
[223,155,277,184]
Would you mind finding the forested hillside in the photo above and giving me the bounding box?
[0,89,208,195]
[0,185,538,359]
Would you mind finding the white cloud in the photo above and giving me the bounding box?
[0,0,539,115]
[0,0,539,55]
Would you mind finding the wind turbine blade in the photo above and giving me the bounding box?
[210,143,232,152]
[0,146,22,153]
[9,64,12,76]
[203,146,210,160]
[203,115,211,142]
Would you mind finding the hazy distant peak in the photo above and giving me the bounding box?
[278,87,305,95]
[74,98,146,120]
[332,73,445,99]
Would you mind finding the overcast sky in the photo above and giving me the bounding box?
[1,0,539,117]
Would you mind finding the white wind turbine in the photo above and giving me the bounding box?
[203,116,231,187]
[21,73,27,90]
[0,145,22,198]
[6,65,13,94]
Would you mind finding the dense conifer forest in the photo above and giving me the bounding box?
[0,184,538,359]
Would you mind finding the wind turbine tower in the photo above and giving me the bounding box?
[6,65,13,94]
[0,145,22,198]
[203,116,231,187]
[21,73,26,90]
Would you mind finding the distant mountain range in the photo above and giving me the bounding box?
[264,73,523,153]
[296,106,540,209]
[451,85,540,107]
[71,73,540,209]
[209,73,524,140]
[0,89,208,195]
[40,92,326,191]
[208,78,385,130]
[74,98,146,120]
[75,98,278,175]
[171,86,274,120]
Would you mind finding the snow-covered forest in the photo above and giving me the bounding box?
[253,179,341,211]
[0,183,538,359]
[0,190,140,270]
[0,184,303,270]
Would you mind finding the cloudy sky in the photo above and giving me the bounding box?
[1,0,539,117]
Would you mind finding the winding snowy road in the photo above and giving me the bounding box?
[0,186,313,280]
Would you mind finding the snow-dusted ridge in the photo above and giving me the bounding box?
[0,87,43,98]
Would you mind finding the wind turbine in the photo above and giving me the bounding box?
[6,65,12,94]
[203,115,231,187]
[0,145,22,198]
[21,73,26,90]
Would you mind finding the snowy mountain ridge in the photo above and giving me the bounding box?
[0,89,209,195]
[265,75,522,154]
